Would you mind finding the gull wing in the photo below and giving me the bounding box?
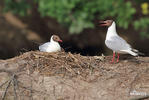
[105,36,131,51]
[39,42,51,51]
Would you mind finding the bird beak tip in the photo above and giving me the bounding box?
[59,40,63,42]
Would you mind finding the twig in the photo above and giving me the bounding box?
[12,74,17,100]
[14,76,22,100]
[2,79,12,100]
[0,80,9,88]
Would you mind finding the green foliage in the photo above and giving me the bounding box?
[37,0,136,33]
[134,18,149,38]
[96,0,136,29]
[38,0,96,34]
[2,0,149,37]
[3,0,31,16]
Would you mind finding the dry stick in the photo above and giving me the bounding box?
[0,68,19,100]
[12,74,17,100]
[0,80,9,88]
[0,69,16,100]
[2,79,12,100]
[14,76,22,100]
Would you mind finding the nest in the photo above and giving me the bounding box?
[24,51,105,79]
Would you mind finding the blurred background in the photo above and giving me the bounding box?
[0,0,149,59]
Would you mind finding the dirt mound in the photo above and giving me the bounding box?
[0,51,149,100]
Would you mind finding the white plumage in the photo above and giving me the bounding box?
[105,21,138,56]
[39,35,61,52]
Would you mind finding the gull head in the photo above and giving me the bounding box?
[99,20,113,27]
[51,35,63,42]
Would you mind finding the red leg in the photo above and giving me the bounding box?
[116,53,120,62]
[111,52,115,63]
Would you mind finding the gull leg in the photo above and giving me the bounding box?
[117,53,120,63]
[111,52,115,63]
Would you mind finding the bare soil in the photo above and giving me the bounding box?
[0,51,149,100]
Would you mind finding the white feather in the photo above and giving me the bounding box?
[120,50,138,56]
[39,36,61,52]
[105,21,138,56]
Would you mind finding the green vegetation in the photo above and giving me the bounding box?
[3,0,149,37]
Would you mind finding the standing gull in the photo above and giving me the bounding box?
[39,35,62,52]
[100,20,142,63]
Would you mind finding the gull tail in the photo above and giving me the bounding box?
[121,49,144,56]
[127,50,138,56]
[132,49,145,56]
[122,49,142,56]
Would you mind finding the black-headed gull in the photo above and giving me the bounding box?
[39,35,63,52]
[100,20,142,63]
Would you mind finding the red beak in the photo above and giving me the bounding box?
[99,21,108,26]
[58,40,63,42]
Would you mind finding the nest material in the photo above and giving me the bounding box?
[24,51,105,79]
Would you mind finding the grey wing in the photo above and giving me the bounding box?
[105,36,131,51]
[39,42,50,51]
